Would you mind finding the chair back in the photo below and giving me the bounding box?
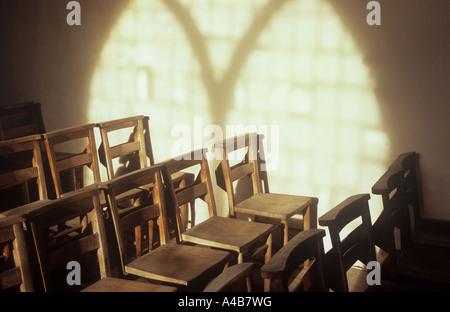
[261,229,327,292]
[161,148,217,240]
[43,124,101,197]
[101,165,170,270]
[319,194,376,292]
[0,135,48,211]
[214,133,266,217]
[372,168,412,275]
[27,186,109,291]
[97,115,153,180]
[0,215,34,291]
[0,102,45,140]
[388,152,423,224]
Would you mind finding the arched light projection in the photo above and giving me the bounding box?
[89,0,389,228]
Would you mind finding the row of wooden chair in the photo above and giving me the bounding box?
[0,108,370,292]
[2,102,447,292]
[0,105,318,291]
[371,152,450,287]
[0,115,316,248]
[242,151,450,292]
[0,144,371,292]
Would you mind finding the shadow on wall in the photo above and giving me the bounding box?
[327,0,450,219]
[0,0,128,131]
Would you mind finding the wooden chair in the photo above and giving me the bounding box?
[0,214,34,291]
[42,123,101,198]
[0,134,50,217]
[215,133,318,246]
[161,148,277,266]
[101,165,231,291]
[318,194,376,292]
[260,229,327,292]
[26,186,176,292]
[372,168,450,285]
[389,152,450,248]
[97,115,196,222]
[96,115,150,180]
[0,102,45,141]
[42,124,102,239]
[203,263,255,292]
[96,115,196,250]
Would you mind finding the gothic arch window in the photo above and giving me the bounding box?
[89,0,389,223]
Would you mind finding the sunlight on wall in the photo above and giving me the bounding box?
[89,0,389,230]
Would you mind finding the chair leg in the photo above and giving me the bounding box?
[238,252,244,264]
[148,220,154,251]
[282,220,289,246]
[264,233,273,291]
[135,226,142,256]
[303,198,319,231]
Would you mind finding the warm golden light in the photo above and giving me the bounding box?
[89,0,389,231]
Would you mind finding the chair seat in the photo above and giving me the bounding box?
[182,216,276,253]
[398,244,450,284]
[236,193,312,220]
[124,244,230,288]
[413,219,450,248]
[82,277,177,292]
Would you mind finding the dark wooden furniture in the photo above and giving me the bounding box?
[389,152,450,248]
[372,168,450,285]
[319,194,376,292]
[260,229,327,292]
[0,102,45,141]
[203,263,255,292]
